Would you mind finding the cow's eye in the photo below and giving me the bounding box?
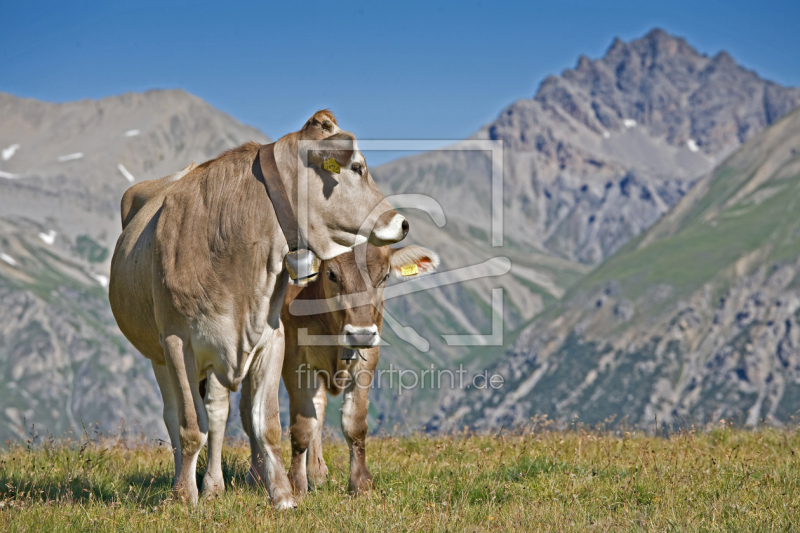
[382,272,390,284]
[351,163,363,176]
[322,120,333,132]
[327,270,338,282]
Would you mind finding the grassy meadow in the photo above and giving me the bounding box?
[1,422,799,532]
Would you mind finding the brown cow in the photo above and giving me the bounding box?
[109,111,408,507]
[223,243,438,496]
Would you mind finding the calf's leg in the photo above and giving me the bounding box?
[287,377,328,496]
[341,367,374,495]
[201,371,229,497]
[305,383,329,489]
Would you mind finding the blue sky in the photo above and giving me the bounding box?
[2,0,798,159]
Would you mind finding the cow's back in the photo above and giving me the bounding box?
[120,163,197,230]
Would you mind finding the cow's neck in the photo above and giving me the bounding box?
[271,135,302,234]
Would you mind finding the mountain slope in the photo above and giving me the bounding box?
[369,28,800,428]
[433,105,800,430]
[0,218,163,440]
[0,89,270,273]
[0,90,271,442]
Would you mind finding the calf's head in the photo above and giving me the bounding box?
[320,244,439,349]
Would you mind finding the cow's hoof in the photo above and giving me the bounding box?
[348,473,375,496]
[201,474,225,498]
[173,483,199,505]
[307,462,329,489]
[272,496,298,510]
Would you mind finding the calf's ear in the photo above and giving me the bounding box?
[389,246,440,279]
[307,131,356,170]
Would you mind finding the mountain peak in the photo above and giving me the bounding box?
[644,27,670,39]
[575,54,592,72]
[603,28,702,64]
[606,36,626,56]
[710,50,737,68]
[641,27,681,48]
[531,28,800,156]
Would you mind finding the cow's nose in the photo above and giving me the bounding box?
[370,212,408,246]
[342,324,380,348]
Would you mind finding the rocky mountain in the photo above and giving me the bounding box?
[375,29,800,265]
[0,89,270,272]
[0,217,163,441]
[367,28,800,429]
[0,90,270,441]
[432,105,800,430]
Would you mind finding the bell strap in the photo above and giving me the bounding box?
[257,143,300,252]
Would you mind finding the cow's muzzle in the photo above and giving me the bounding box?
[369,211,408,246]
[341,324,380,348]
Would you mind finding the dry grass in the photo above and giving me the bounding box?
[1,422,799,531]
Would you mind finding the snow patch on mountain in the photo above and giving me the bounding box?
[2,144,20,161]
[38,230,56,245]
[117,163,135,182]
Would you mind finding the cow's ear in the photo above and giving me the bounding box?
[307,131,356,170]
[389,246,439,279]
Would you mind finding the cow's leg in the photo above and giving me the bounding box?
[305,382,329,490]
[247,326,296,510]
[341,365,375,495]
[287,377,327,496]
[201,371,229,497]
[152,362,182,483]
[163,333,207,504]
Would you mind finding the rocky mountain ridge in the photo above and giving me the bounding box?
[432,105,800,430]
[0,89,270,441]
[376,29,800,265]
[0,217,163,440]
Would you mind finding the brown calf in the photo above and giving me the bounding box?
[276,243,437,495]
[211,243,438,495]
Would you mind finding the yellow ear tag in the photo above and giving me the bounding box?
[400,264,419,277]
[323,157,341,174]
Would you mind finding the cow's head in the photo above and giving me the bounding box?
[277,112,409,260]
[299,109,342,139]
[320,243,439,349]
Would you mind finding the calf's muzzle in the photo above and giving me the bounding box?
[341,324,380,348]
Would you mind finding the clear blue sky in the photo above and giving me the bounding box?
[2,0,798,160]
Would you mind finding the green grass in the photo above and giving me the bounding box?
[2,425,800,531]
